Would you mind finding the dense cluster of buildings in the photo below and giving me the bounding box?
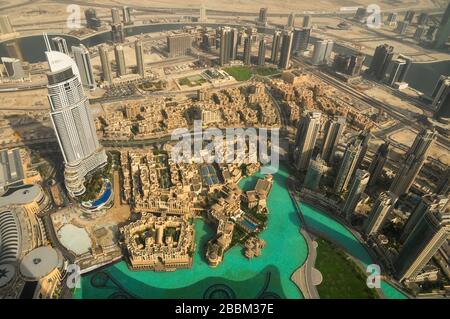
[271,70,374,131]
[367,43,413,89]
[97,83,279,140]
[0,1,449,300]
[353,4,450,49]
[0,183,65,299]
[120,214,195,271]
[206,176,272,267]
[45,37,108,198]
[118,149,197,213]
[284,72,449,285]
[197,20,311,70]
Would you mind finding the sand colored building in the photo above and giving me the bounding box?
[121,214,195,271]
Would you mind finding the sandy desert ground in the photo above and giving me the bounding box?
[1,0,449,26]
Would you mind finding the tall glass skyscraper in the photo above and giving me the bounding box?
[364,191,397,237]
[321,116,346,164]
[278,30,293,70]
[294,111,322,171]
[389,128,436,196]
[72,44,96,90]
[334,138,362,194]
[45,36,107,197]
[395,208,450,281]
[433,2,450,49]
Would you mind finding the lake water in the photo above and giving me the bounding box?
[74,164,407,299]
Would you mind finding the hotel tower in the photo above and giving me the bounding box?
[44,35,107,197]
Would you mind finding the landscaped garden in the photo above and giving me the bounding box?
[224,66,281,81]
[78,154,113,202]
[178,75,207,87]
[315,238,380,299]
[138,80,166,92]
[224,66,253,81]
[255,67,280,77]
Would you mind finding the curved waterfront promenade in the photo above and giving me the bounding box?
[297,201,409,299]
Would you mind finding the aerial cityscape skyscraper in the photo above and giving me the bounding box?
[51,37,69,55]
[436,168,450,196]
[404,10,415,23]
[85,8,101,30]
[292,28,311,55]
[302,15,311,28]
[4,40,23,61]
[270,30,282,64]
[1,57,25,80]
[167,33,192,58]
[135,39,145,77]
[114,44,126,77]
[243,36,252,66]
[353,131,370,177]
[98,44,113,84]
[2,1,450,301]
[111,23,125,43]
[294,111,321,171]
[395,21,409,35]
[311,39,333,65]
[414,25,427,41]
[433,2,450,49]
[257,38,266,66]
[219,27,231,66]
[258,8,268,26]
[72,44,96,90]
[122,6,133,25]
[45,37,107,197]
[304,155,327,191]
[387,54,412,87]
[364,191,397,237]
[389,128,436,196]
[368,142,390,187]
[386,12,398,26]
[395,207,450,281]
[278,30,293,70]
[287,13,295,28]
[321,116,346,163]
[431,76,450,122]
[400,194,449,243]
[333,53,365,77]
[343,169,370,221]
[417,12,429,25]
[230,28,239,61]
[369,44,394,80]
[111,8,121,25]
[334,138,362,194]
[0,15,14,35]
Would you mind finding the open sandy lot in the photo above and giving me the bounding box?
[1,0,446,27]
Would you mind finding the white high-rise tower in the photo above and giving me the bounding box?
[44,34,107,197]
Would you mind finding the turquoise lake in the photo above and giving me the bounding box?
[74,164,407,299]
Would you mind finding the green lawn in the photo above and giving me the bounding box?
[255,67,280,77]
[223,66,253,81]
[178,75,206,87]
[315,238,380,299]
[224,66,281,81]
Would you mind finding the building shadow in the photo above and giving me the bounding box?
[4,113,63,182]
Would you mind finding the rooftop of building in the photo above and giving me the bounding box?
[0,184,44,207]
[0,148,24,187]
[19,246,62,281]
